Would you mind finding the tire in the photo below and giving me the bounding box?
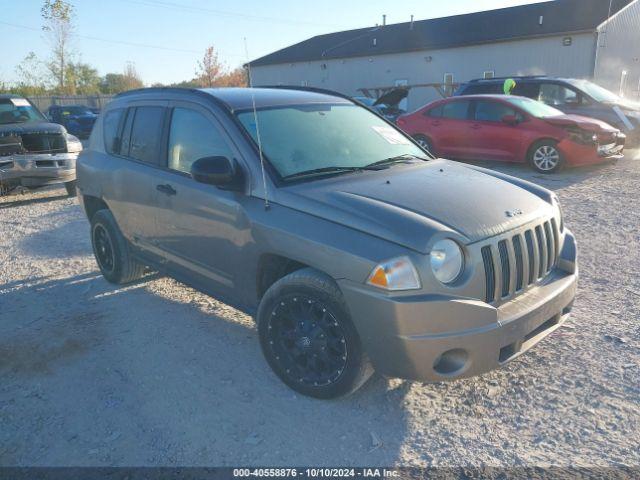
[64,180,77,197]
[257,268,373,399]
[413,134,435,156]
[90,209,146,284]
[528,140,563,174]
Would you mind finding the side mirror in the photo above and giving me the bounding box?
[502,114,519,125]
[190,156,243,190]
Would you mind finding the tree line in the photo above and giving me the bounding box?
[0,0,247,97]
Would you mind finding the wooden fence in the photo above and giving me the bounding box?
[28,95,115,112]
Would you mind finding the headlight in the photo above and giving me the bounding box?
[366,256,421,291]
[430,239,464,284]
[66,133,83,153]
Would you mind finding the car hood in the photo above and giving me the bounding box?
[0,121,67,136]
[606,99,640,112]
[544,114,619,133]
[374,88,409,107]
[278,159,554,253]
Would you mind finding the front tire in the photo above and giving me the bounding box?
[413,134,435,156]
[528,140,563,173]
[257,268,373,399]
[90,209,146,284]
[64,180,77,197]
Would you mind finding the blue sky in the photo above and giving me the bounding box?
[1,0,546,85]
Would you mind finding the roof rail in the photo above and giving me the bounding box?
[468,75,549,83]
[114,86,204,98]
[257,85,357,103]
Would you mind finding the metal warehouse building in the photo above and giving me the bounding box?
[248,0,640,110]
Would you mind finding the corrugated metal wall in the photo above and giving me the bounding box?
[594,0,640,99]
[251,34,597,110]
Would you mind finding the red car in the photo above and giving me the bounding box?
[397,95,625,173]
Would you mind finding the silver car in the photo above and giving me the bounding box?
[77,87,578,399]
[0,94,82,196]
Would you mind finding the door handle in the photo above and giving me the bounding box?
[431,121,441,126]
[156,183,177,196]
[470,124,482,130]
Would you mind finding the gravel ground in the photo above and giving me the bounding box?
[1,153,639,468]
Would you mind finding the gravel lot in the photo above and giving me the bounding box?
[1,153,639,468]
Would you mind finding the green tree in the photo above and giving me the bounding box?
[99,64,143,94]
[99,73,128,94]
[41,0,76,93]
[66,62,100,95]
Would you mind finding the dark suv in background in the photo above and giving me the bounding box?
[48,104,98,139]
[455,76,640,143]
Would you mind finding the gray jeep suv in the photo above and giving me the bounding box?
[77,87,578,398]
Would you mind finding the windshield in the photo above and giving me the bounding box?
[62,106,94,115]
[567,79,621,103]
[236,103,425,180]
[0,98,47,125]
[504,96,565,118]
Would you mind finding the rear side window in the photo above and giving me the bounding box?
[538,83,579,106]
[462,83,502,95]
[474,101,517,122]
[441,101,471,120]
[167,108,234,174]
[425,105,444,117]
[512,82,540,99]
[103,108,124,154]
[127,106,165,164]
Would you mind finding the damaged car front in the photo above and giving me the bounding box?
[0,95,81,196]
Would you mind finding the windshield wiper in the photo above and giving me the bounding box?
[281,166,365,181]
[363,154,428,170]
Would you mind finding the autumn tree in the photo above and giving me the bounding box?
[216,67,248,87]
[123,62,144,90]
[196,46,223,87]
[41,0,75,93]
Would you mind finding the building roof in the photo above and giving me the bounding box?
[248,0,633,67]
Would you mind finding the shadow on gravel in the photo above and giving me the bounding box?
[0,272,411,465]
[0,193,70,209]
[457,158,621,191]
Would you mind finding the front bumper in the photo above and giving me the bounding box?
[559,135,625,166]
[339,230,578,382]
[0,152,77,188]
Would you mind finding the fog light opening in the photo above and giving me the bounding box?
[433,348,469,376]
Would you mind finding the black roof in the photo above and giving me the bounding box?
[114,87,351,112]
[467,75,578,83]
[249,0,633,67]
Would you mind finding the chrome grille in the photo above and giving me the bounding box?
[482,219,560,303]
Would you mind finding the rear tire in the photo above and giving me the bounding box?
[413,134,435,156]
[64,180,77,197]
[528,140,563,173]
[90,209,146,284]
[257,268,373,399]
